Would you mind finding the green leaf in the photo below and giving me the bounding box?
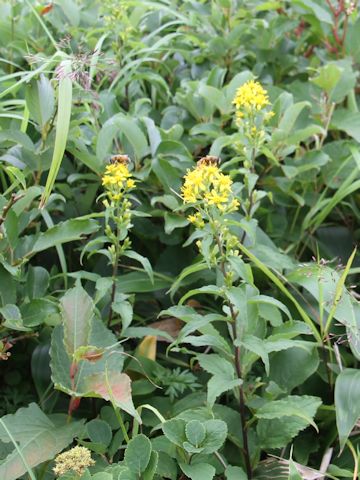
[164,212,189,234]
[124,250,154,284]
[269,346,319,392]
[60,284,94,357]
[0,403,83,480]
[30,218,99,255]
[179,462,216,480]
[25,75,55,130]
[202,419,228,454]
[0,304,30,332]
[115,272,171,294]
[97,114,149,161]
[26,266,50,300]
[255,395,322,431]
[331,109,360,142]
[125,434,152,474]
[311,63,342,94]
[197,354,241,406]
[293,0,333,24]
[143,450,159,480]
[335,368,360,450]
[185,420,206,447]
[236,335,270,376]
[40,66,73,207]
[155,452,177,480]
[86,419,112,447]
[162,419,186,447]
[225,466,247,480]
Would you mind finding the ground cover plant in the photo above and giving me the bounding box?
[1,0,360,478]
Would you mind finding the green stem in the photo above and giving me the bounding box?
[113,406,130,444]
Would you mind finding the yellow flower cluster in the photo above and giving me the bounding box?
[233,79,270,114]
[182,162,239,217]
[102,162,135,201]
[53,446,95,477]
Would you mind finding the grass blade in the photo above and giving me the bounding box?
[40,72,72,208]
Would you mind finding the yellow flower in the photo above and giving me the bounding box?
[181,162,239,214]
[53,446,95,477]
[233,80,270,113]
[102,163,132,189]
[188,212,205,228]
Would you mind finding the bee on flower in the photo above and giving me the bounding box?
[182,156,240,216]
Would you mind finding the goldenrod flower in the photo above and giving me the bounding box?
[102,163,132,189]
[102,161,135,204]
[53,446,95,477]
[181,161,238,214]
[233,80,270,113]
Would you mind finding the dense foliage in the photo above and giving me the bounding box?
[1,1,360,479]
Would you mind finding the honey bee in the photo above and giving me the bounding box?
[196,155,221,167]
[110,154,130,165]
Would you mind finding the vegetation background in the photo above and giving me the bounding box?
[0,0,360,479]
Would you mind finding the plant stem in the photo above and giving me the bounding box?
[113,406,130,444]
[230,306,253,479]
[214,232,252,478]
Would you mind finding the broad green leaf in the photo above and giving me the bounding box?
[331,109,360,142]
[155,452,177,480]
[180,463,216,480]
[185,420,206,447]
[225,466,247,480]
[164,212,188,234]
[236,335,270,376]
[0,304,30,332]
[293,0,333,24]
[278,101,310,134]
[202,419,228,454]
[125,434,152,474]
[25,75,55,130]
[269,346,319,392]
[311,63,342,94]
[116,272,171,293]
[255,395,321,431]
[86,419,112,447]
[97,114,149,161]
[60,284,93,357]
[143,450,159,480]
[0,403,83,480]
[30,219,99,255]
[162,419,186,447]
[335,368,360,450]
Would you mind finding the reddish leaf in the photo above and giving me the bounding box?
[84,371,141,422]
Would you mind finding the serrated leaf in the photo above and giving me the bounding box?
[202,419,228,454]
[162,419,186,447]
[185,420,206,447]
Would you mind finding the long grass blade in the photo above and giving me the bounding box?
[238,243,322,343]
[40,72,72,208]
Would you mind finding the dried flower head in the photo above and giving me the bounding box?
[53,446,95,477]
[182,161,239,214]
